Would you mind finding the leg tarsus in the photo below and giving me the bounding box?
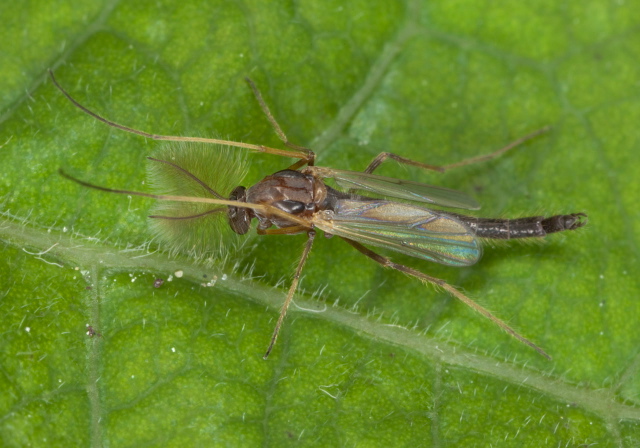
[443,126,551,170]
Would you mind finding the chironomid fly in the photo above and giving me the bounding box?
[49,70,587,359]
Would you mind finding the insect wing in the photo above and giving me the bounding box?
[313,200,482,266]
[311,167,480,210]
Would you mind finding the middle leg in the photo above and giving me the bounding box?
[362,127,550,175]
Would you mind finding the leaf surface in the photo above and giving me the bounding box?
[1,0,639,446]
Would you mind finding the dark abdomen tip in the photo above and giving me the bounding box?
[541,213,588,234]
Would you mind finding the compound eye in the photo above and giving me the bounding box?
[228,186,251,235]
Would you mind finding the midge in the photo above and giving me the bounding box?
[50,70,586,360]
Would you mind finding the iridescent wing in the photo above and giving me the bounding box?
[309,167,480,210]
[312,199,482,266]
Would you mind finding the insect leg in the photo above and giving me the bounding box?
[340,237,551,360]
[257,225,309,235]
[264,231,316,359]
[48,70,310,162]
[148,208,225,221]
[362,127,550,174]
[244,77,315,168]
[363,153,445,174]
[442,127,551,170]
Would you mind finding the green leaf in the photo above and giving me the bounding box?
[1,0,639,446]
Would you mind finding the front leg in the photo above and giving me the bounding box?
[245,77,316,169]
[263,230,316,358]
